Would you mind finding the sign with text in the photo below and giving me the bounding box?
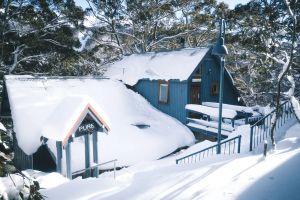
[75,114,101,138]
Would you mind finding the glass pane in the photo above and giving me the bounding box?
[159,84,168,103]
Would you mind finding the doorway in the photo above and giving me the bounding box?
[189,83,201,118]
[33,145,56,172]
[190,83,201,104]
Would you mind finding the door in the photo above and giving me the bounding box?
[189,83,201,118]
[190,84,201,104]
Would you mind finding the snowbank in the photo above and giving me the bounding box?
[105,48,210,86]
[0,170,68,199]
[5,76,195,170]
[40,123,300,200]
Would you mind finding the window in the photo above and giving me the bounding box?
[211,81,219,96]
[158,81,169,103]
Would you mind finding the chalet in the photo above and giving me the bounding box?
[1,76,194,178]
[106,47,241,124]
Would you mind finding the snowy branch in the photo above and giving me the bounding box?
[43,39,68,48]
[283,0,296,21]
[7,45,26,73]
[146,29,197,50]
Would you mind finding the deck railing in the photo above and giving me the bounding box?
[249,93,300,151]
[176,135,241,164]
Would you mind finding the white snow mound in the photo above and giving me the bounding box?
[5,76,195,169]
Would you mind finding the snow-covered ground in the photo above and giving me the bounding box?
[24,121,300,200]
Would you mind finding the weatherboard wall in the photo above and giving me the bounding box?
[134,79,188,123]
[13,133,33,170]
[199,56,239,105]
[133,54,240,124]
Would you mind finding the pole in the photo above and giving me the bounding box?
[56,141,62,174]
[66,142,72,179]
[92,131,99,178]
[84,134,91,178]
[217,57,225,154]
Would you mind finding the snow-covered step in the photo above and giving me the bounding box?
[187,118,235,132]
[186,122,230,138]
[185,104,237,119]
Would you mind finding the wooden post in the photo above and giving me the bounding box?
[84,134,91,178]
[264,140,268,157]
[237,135,241,153]
[249,126,254,151]
[66,142,72,179]
[56,141,62,174]
[92,131,99,178]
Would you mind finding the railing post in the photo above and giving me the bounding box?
[250,126,253,151]
[263,140,268,157]
[238,135,241,153]
[114,160,116,180]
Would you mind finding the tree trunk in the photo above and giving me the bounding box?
[270,1,297,148]
[111,19,124,55]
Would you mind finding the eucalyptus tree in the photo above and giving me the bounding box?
[225,0,299,106]
[0,0,85,75]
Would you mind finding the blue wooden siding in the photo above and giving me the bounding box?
[13,133,33,170]
[135,80,188,123]
[134,53,239,125]
[200,56,239,105]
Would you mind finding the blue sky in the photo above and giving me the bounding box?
[76,0,249,9]
[217,0,249,9]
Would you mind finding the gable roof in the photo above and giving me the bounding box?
[4,75,195,167]
[41,95,110,146]
[105,47,210,86]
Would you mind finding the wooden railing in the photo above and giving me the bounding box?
[249,92,300,151]
[72,159,117,179]
[176,135,241,164]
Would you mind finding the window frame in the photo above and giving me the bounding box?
[210,81,219,96]
[158,80,169,104]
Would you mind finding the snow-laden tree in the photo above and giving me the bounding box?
[224,0,299,106]
[82,0,228,61]
[0,0,85,75]
[269,0,299,148]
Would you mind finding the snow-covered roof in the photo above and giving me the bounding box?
[5,75,195,167]
[105,47,210,86]
[42,95,110,145]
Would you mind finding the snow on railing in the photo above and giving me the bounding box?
[176,135,241,164]
[249,92,300,151]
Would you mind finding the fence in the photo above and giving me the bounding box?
[72,159,117,179]
[249,95,298,151]
[176,135,241,164]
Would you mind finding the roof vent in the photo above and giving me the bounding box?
[132,123,150,129]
